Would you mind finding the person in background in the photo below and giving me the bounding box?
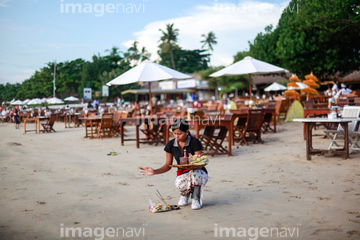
[332,80,339,95]
[14,109,20,129]
[92,99,99,109]
[334,83,352,100]
[191,93,197,101]
[228,94,237,111]
[116,96,122,110]
[325,84,332,96]
[1,107,10,122]
[86,101,92,109]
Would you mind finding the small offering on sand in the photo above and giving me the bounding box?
[148,190,180,213]
[107,152,117,156]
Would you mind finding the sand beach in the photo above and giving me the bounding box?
[0,121,359,240]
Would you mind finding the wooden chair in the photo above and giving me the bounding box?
[41,114,56,133]
[193,110,205,119]
[200,126,216,150]
[74,111,84,127]
[207,103,218,111]
[240,109,264,145]
[97,113,114,139]
[140,118,165,145]
[111,111,123,137]
[233,114,248,143]
[279,99,290,121]
[85,112,99,137]
[261,103,275,133]
[202,113,233,156]
[302,100,315,109]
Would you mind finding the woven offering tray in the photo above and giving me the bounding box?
[169,164,207,170]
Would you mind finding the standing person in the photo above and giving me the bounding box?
[140,118,208,210]
[332,80,339,95]
[92,99,99,110]
[14,109,20,129]
[116,96,122,110]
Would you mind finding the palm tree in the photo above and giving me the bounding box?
[128,41,140,61]
[159,23,179,69]
[201,31,217,51]
[138,46,151,64]
[105,46,122,65]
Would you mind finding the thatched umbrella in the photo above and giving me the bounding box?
[289,73,301,82]
[287,82,299,88]
[301,87,319,100]
[284,89,300,97]
[303,79,319,89]
[305,71,319,82]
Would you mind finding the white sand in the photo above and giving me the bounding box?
[0,121,359,240]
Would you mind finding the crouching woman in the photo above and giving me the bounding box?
[140,118,208,209]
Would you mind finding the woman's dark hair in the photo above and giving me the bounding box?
[172,118,189,132]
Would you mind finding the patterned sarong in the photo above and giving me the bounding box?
[175,169,208,204]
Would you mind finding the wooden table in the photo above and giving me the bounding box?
[79,116,102,138]
[64,113,81,128]
[23,117,49,134]
[293,118,353,160]
[302,108,331,139]
[120,117,167,148]
[164,118,234,156]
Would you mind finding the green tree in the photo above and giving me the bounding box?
[56,59,85,98]
[233,51,251,63]
[275,0,360,78]
[158,47,209,73]
[105,46,123,68]
[201,31,218,51]
[0,83,21,102]
[159,23,179,69]
[138,46,151,62]
[248,24,281,66]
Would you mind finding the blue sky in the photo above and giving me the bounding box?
[0,0,290,84]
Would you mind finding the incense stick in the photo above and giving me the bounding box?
[156,189,168,205]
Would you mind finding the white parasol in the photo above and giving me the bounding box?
[210,56,288,99]
[264,82,287,92]
[106,60,191,115]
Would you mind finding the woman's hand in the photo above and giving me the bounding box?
[139,167,155,176]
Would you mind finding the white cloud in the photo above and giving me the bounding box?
[123,0,289,67]
[0,70,34,84]
[0,0,11,7]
